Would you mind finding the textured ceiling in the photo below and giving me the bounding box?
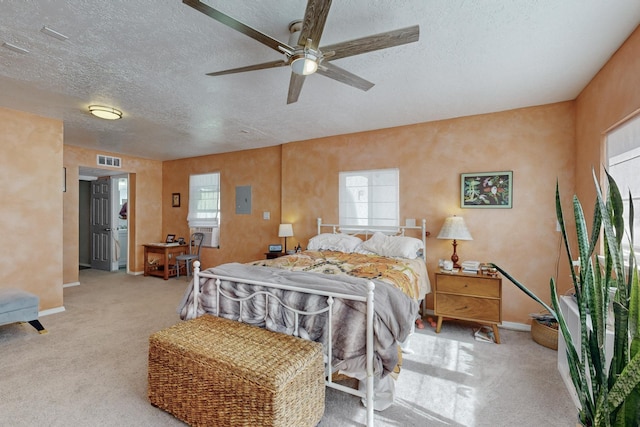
[1,1,640,162]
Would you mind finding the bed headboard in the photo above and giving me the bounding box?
[316,218,428,260]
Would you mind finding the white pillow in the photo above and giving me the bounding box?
[307,233,363,253]
[359,232,424,259]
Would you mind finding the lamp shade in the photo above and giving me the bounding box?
[278,223,294,238]
[437,216,473,241]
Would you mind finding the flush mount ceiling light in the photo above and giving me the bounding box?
[88,105,122,120]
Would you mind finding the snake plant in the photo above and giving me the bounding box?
[492,170,640,426]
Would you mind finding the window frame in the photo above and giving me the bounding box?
[338,168,400,229]
[187,172,221,247]
[606,113,640,259]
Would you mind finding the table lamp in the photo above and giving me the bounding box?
[437,216,473,269]
[278,224,294,253]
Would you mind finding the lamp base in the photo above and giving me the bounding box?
[451,239,461,269]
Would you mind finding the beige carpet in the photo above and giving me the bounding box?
[0,269,577,426]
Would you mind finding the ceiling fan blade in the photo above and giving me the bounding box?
[321,25,419,61]
[297,0,332,50]
[287,73,307,104]
[316,62,374,92]
[206,60,287,77]
[183,0,293,54]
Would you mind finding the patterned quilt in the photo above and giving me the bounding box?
[250,250,430,300]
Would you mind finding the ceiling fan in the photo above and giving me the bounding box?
[183,0,419,104]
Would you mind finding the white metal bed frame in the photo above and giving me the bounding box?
[190,218,427,427]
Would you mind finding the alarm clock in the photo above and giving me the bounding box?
[268,244,282,253]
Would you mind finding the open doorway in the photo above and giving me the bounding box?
[78,167,130,272]
[112,174,128,271]
[79,180,92,270]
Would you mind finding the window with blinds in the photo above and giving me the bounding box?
[187,172,220,247]
[607,114,640,258]
[339,168,399,228]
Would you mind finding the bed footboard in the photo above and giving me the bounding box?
[191,260,376,427]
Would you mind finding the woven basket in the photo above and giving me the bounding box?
[531,318,558,350]
[148,315,325,427]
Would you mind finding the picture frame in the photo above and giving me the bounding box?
[172,193,180,207]
[166,234,176,243]
[461,171,513,208]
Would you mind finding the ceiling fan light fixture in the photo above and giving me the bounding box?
[291,52,318,75]
[88,105,122,120]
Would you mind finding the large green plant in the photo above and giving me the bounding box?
[492,170,640,426]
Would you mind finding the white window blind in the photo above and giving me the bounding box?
[607,115,640,257]
[339,168,399,228]
[187,172,220,229]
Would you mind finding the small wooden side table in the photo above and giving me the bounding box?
[434,271,502,343]
[144,243,188,280]
[264,252,287,259]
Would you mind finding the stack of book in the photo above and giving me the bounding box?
[461,260,480,274]
[474,326,496,343]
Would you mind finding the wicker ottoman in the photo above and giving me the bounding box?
[148,315,325,427]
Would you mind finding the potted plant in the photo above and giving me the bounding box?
[492,170,640,426]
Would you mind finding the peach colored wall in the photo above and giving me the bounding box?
[63,145,163,282]
[1,108,63,310]
[162,146,282,268]
[280,102,576,324]
[5,25,635,321]
[162,103,576,324]
[575,26,640,214]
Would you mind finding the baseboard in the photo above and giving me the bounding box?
[422,309,530,331]
[40,306,65,317]
[131,271,144,276]
[63,281,81,288]
[499,321,531,331]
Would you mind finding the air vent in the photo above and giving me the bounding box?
[97,155,121,168]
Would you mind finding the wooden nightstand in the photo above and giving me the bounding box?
[434,271,502,343]
[264,252,287,259]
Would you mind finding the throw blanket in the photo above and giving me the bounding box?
[177,262,418,378]
[250,250,431,300]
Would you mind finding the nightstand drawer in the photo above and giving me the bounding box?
[436,294,501,323]
[434,272,503,342]
[436,274,500,298]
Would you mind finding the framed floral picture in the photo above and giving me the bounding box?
[461,171,513,208]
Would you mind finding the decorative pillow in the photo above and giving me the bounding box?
[307,233,363,253]
[359,232,424,259]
